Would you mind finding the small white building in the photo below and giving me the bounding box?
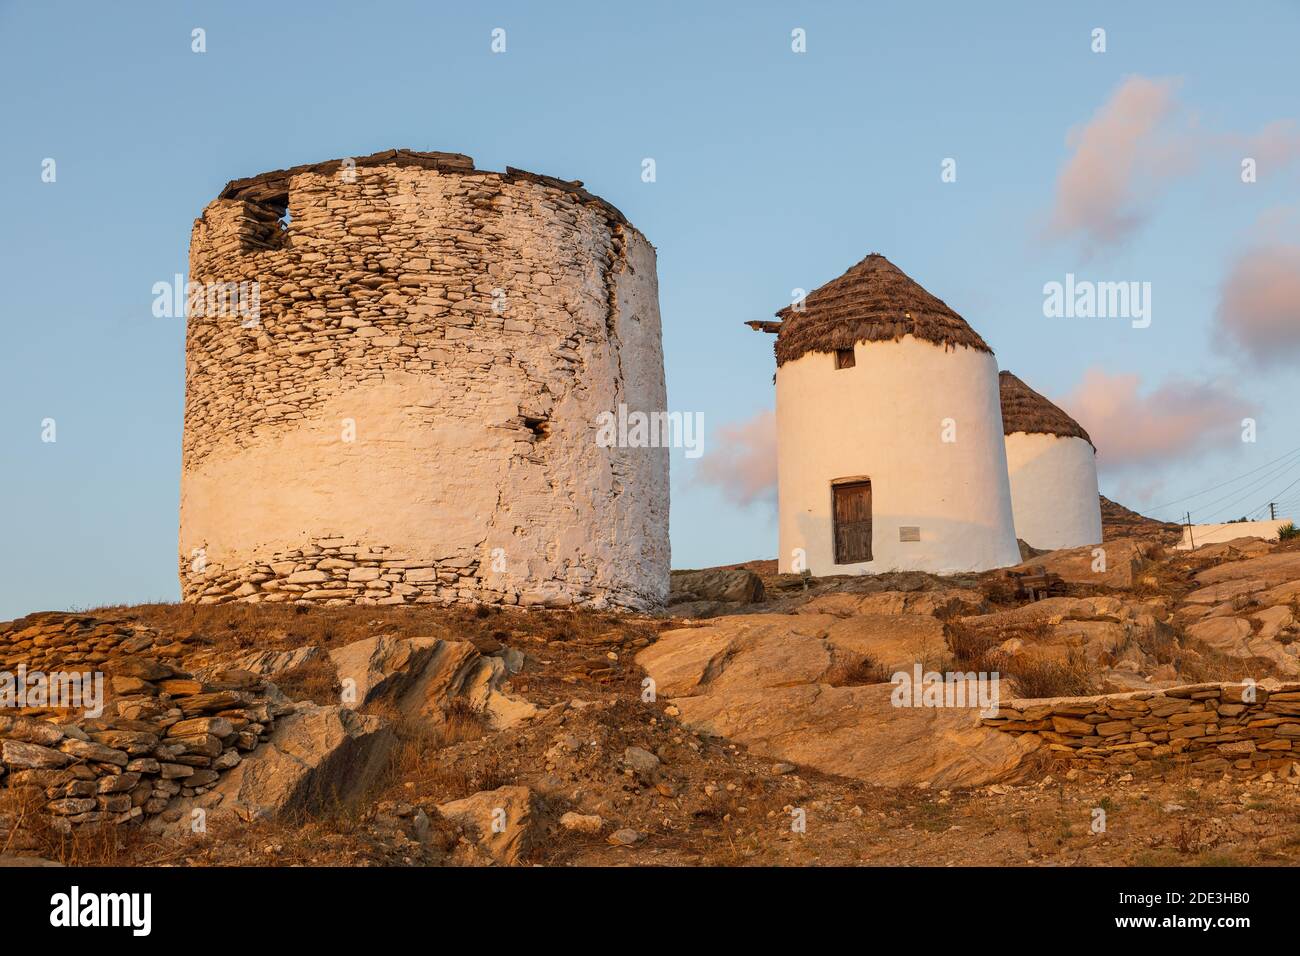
[999,371,1102,551]
[749,253,1021,576]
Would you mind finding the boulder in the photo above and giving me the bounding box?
[229,645,326,678]
[1007,536,1157,589]
[667,681,1038,789]
[669,569,765,605]
[1,740,71,770]
[1191,538,1274,560]
[958,597,1140,665]
[327,635,539,730]
[328,636,451,709]
[798,588,987,619]
[437,785,535,865]
[1184,578,1270,605]
[643,615,837,698]
[823,614,949,674]
[1195,552,1300,590]
[1186,615,1300,675]
[188,704,392,821]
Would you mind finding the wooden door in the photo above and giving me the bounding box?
[833,480,873,564]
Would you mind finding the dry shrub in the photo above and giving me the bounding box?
[422,750,509,802]
[441,699,488,746]
[1171,645,1277,684]
[1131,618,1180,666]
[977,575,1022,607]
[944,620,1002,666]
[378,698,491,786]
[945,619,1096,698]
[1131,557,1195,600]
[93,600,665,670]
[823,649,891,686]
[1001,651,1097,699]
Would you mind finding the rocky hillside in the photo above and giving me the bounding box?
[2,528,1298,867]
[1100,495,1183,543]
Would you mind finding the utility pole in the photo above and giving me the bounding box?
[1270,502,1277,520]
[1186,511,1195,549]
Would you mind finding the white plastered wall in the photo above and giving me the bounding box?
[1003,432,1102,551]
[775,335,1021,575]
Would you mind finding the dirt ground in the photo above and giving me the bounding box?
[26,582,1295,868]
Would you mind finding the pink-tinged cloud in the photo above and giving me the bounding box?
[696,408,777,507]
[1215,240,1300,366]
[1244,120,1300,172]
[1058,369,1254,473]
[1046,76,1189,250]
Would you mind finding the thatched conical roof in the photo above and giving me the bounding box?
[747,253,992,366]
[999,371,1094,448]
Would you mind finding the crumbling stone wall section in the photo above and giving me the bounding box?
[0,613,292,837]
[985,681,1300,774]
[180,150,669,611]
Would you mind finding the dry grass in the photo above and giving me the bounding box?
[369,697,499,803]
[944,619,1002,663]
[944,619,1096,698]
[1001,651,1097,699]
[275,654,340,705]
[0,785,142,866]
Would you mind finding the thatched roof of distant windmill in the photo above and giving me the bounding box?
[999,370,1094,448]
[745,253,992,366]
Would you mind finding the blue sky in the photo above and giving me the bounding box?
[2,0,1299,619]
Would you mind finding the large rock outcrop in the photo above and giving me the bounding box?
[194,703,393,821]
[328,635,540,729]
[637,615,1039,788]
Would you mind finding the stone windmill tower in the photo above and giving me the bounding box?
[180,149,669,611]
[748,253,1020,575]
[999,371,1102,551]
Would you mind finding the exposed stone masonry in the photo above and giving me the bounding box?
[0,613,291,839]
[191,534,487,607]
[986,681,1300,774]
[180,149,669,612]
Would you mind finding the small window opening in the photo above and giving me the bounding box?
[834,348,856,369]
[523,416,550,440]
[240,197,289,252]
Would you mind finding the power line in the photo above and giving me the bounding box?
[1207,472,1300,525]
[1149,445,1300,511]
[1188,454,1300,522]
[1258,475,1300,514]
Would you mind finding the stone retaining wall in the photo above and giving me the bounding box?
[985,681,1300,774]
[0,613,289,845]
